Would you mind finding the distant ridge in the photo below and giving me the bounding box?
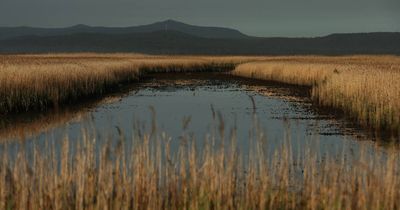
[0,20,399,55]
[0,19,249,40]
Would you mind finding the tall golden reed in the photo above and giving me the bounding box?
[232,56,400,134]
[0,119,399,210]
[0,54,256,114]
[1,54,399,133]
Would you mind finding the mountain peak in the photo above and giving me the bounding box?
[155,19,186,26]
[146,19,248,39]
[164,19,180,23]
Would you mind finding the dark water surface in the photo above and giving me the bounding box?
[0,73,393,161]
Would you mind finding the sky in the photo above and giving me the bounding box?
[0,0,399,37]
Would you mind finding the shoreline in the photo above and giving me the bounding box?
[0,54,399,138]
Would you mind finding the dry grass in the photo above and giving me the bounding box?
[0,54,261,114]
[1,54,400,209]
[232,56,400,134]
[314,66,400,133]
[0,119,399,210]
[1,54,399,133]
[232,60,334,86]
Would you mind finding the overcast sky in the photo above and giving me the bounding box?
[0,0,399,37]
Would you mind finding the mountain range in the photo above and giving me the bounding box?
[0,20,399,55]
[0,20,248,40]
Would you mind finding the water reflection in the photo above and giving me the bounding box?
[0,73,397,161]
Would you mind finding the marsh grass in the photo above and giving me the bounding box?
[1,54,399,134]
[232,56,400,135]
[0,115,399,210]
[0,54,257,114]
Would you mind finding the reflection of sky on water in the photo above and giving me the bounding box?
[0,73,388,164]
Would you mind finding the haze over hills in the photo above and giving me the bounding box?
[0,19,248,40]
[0,20,399,55]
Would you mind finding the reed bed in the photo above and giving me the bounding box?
[1,54,399,134]
[232,56,400,134]
[0,58,141,113]
[232,60,335,86]
[0,119,399,210]
[314,66,400,134]
[0,54,259,114]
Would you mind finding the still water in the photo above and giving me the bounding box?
[0,73,390,161]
